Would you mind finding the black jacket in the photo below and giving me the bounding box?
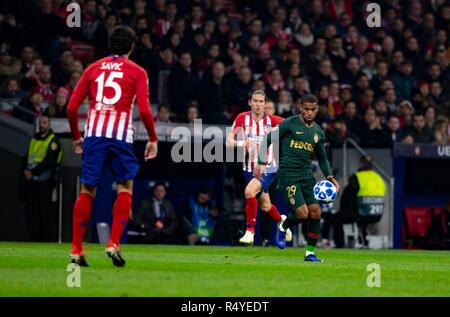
[134,198,178,235]
[167,63,199,114]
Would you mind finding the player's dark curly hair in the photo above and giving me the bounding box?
[109,26,136,56]
[301,94,318,104]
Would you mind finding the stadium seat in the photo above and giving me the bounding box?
[403,207,433,238]
[71,42,95,65]
[343,223,360,248]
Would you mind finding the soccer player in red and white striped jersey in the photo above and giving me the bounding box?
[226,90,292,245]
[66,26,158,267]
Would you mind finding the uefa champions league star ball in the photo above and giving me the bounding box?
[313,180,337,204]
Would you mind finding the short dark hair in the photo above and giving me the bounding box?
[301,94,318,104]
[359,155,373,169]
[109,26,136,55]
[153,181,167,192]
[158,103,170,112]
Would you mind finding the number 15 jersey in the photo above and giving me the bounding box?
[67,55,157,144]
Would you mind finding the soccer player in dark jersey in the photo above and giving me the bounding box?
[67,26,158,267]
[255,94,340,262]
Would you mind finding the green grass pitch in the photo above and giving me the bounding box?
[0,242,449,297]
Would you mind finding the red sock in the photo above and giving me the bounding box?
[108,192,132,248]
[245,197,258,232]
[71,193,93,255]
[267,204,282,222]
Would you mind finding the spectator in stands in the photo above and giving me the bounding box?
[392,61,417,101]
[337,101,364,136]
[326,117,360,147]
[15,92,45,124]
[340,57,361,86]
[290,76,310,103]
[265,68,285,102]
[184,103,200,124]
[353,74,371,106]
[331,155,386,248]
[182,188,219,245]
[310,59,333,94]
[293,22,315,49]
[430,80,446,108]
[65,71,81,96]
[276,89,293,117]
[197,61,230,124]
[433,118,449,145]
[51,50,75,87]
[21,115,62,242]
[148,46,176,103]
[167,52,199,119]
[133,182,179,244]
[386,115,406,146]
[21,57,44,91]
[19,47,35,76]
[360,107,389,147]
[133,31,155,69]
[398,100,415,128]
[45,87,69,118]
[31,65,56,103]
[374,98,389,125]
[361,49,377,80]
[231,66,254,111]
[1,77,25,100]
[155,104,172,123]
[403,113,434,144]
[371,61,390,96]
[424,106,437,131]
[264,99,276,116]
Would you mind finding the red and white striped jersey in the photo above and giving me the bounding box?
[67,55,157,143]
[231,111,283,172]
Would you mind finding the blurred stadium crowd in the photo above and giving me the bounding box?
[0,0,449,147]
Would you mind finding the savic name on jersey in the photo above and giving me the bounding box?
[70,56,154,144]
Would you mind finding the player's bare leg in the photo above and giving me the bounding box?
[304,204,323,262]
[70,184,97,267]
[258,192,292,242]
[105,180,133,267]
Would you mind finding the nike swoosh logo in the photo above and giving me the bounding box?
[296,131,304,135]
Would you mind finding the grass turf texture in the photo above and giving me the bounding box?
[0,242,449,297]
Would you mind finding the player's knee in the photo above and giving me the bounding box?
[309,205,321,219]
[310,210,321,219]
[260,202,271,212]
[294,207,308,219]
[81,184,96,198]
[244,187,256,199]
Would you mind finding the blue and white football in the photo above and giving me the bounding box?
[313,180,337,204]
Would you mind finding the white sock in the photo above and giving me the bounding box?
[278,222,286,232]
[305,250,315,257]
